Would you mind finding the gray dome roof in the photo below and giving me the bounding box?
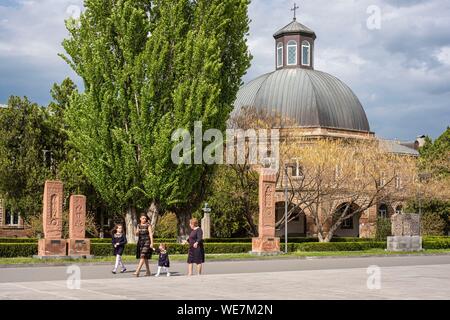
[273,20,316,38]
[234,68,371,132]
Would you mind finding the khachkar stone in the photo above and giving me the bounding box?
[387,213,422,252]
[38,181,67,257]
[251,168,281,255]
[68,195,91,256]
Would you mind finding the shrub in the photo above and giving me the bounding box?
[0,243,38,257]
[154,212,178,238]
[423,238,450,249]
[375,217,391,240]
[421,212,447,236]
[295,241,386,252]
[0,238,37,243]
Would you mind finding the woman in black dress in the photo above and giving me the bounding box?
[183,218,205,276]
[133,215,154,277]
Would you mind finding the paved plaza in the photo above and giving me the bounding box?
[0,255,449,300]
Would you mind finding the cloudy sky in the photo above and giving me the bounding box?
[0,0,449,140]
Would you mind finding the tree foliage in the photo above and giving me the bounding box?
[61,0,251,240]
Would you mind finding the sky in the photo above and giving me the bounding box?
[0,0,449,141]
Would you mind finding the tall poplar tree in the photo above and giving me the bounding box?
[62,0,251,240]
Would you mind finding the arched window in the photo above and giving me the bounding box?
[378,204,388,218]
[277,42,283,68]
[287,40,297,65]
[302,41,311,66]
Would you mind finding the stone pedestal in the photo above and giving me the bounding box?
[68,239,91,256]
[38,239,67,256]
[251,169,281,255]
[387,236,422,252]
[201,213,211,239]
[387,213,422,252]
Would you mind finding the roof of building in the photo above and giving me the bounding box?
[273,19,316,38]
[379,139,420,156]
[234,68,371,132]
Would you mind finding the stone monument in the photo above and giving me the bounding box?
[68,195,91,257]
[251,168,281,255]
[387,213,422,251]
[201,203,211,239]
[37,181,67,257]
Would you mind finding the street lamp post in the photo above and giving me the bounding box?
[283,164,295,254]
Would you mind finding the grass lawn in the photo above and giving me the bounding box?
[1,249,449,266]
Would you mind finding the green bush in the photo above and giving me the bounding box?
[421,212,447,236]
[375,217,392,241]
[0,243,38,257]
[0,238,37,243]
[295,241,386,252]
[423,238,450,249]
[154,212,178,238]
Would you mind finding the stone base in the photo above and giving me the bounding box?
[249,250,283,256]
[387,236,422,252]
[38,239,67,257]
[68,239,91,256]
[251,237,280,253]
[33,255,95,260]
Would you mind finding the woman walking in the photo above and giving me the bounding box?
[183,218,205,276]
[134,215,154,277]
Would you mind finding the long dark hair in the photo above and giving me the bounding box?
[112,224,125,234]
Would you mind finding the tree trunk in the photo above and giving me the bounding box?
[146,201,160,237]
[175,210,192,243]
[124,206,137,244]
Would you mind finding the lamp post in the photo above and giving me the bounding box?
[284,165,288,254]
[284,163,295,254]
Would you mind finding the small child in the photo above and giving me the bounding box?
[154,243,170,277]
[111,224,127,274]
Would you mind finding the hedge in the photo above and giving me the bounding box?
[1,238,450,258]
[0,238,38,243]
[0,243,38,257]
[294,242,387,252]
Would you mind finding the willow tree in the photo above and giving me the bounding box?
[62,0,251,240]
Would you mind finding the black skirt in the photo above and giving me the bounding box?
[187,245,205,264]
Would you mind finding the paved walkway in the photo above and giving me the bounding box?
[1,255,449,299]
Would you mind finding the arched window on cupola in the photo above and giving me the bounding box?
[287,40,297,65]
[277,42,283,68]
[302,41,311,66]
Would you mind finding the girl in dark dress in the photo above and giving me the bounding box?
[133,215,154,277]
[111,224,127,274]
[154,243,171,277]
[183,218,205,276]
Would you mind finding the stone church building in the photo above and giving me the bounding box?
[233,16,423,238]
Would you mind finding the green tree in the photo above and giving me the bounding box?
[0,97,51,219]
[61,0,251,241]
[206,165,258,237]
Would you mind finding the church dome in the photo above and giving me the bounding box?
[234,11,371,133]
[234,68,371,132]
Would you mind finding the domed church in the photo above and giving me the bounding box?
[235,12,373,139]
[233,10,421,238]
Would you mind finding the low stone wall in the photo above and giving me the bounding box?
[0,227,32,238]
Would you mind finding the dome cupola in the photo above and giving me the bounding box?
[274,3,316,70]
